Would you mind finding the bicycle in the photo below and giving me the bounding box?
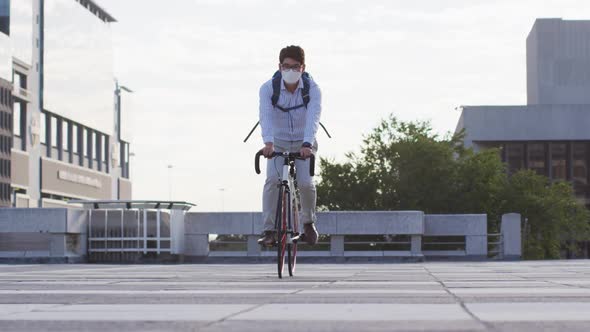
[255,150,315,278]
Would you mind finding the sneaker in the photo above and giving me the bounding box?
[303,223,319,245]
[257,230,276,247]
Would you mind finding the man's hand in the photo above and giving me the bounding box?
[299,146,313,159]
[262,142,275,158]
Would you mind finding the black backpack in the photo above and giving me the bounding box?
[271,70,311,112]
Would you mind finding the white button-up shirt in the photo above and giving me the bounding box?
[259,76,322,144]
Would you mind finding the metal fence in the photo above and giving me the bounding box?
[72,200,194,262]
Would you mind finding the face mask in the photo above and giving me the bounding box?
[281,69,302,84]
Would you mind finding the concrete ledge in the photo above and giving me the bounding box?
[424,214,487,236]
[0,208,88,263]
[186,211,425,235]
[0,209,68,233]
[183,255,425,263]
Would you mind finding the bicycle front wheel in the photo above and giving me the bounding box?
[288,194,298,277]
[276,187,288,279]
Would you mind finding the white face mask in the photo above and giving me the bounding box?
[281,69,302,84]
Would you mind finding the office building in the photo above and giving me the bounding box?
[456,18,590,205]
[0,0,131,208]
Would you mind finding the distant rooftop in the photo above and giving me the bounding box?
[76,0,117,23]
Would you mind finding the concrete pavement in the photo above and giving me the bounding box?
[0,261,589,331]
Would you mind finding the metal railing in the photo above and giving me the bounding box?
[488,233,503,259]
[88,209,171,254]
[72,200,194,262]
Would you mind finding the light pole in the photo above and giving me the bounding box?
[114,80,133,199]
[115,81,133,142]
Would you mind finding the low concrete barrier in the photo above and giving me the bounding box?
[0,208,521,263]
[184,211,496,260]
[185,211,425,260]
[501,213,522,259]
[424,214,488,258]
[0,208,87,263]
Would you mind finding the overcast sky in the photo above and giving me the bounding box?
[99,0,590,212]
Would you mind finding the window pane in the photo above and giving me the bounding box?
[573,143,588,197]
[13,102,20,137]
[551,143,567,180]
[528,143,546,176]
[62,121,68,150]
[91,132,97,160]
[506,143,525,174]
[40,113,46,144]
[72,124,78,152]
[573,143,588,184]
[51,116,58,147]
[82,128,88,157]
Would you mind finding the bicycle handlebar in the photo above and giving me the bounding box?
[255,150,315,176]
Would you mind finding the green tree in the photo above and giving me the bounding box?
[502,170,590,259]
[317,114,590,259]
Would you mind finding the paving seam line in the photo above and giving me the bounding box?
[1,303,65,319]
[201,266,371,328]
[422,265,498,332]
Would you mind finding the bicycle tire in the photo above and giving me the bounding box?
[277,187,288,279]
[288,192,298,277]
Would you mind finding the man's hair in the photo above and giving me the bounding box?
[279,45,305,65]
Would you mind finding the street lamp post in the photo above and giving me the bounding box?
[114,80,133,199]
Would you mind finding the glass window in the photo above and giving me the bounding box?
[528,143,546,176]
[506,143,525,174]
[100,135,105,161]
[40,113,46,144]
[12,72,20,90]
[62,121,68,151]
[102,136,111,165]
[551,143,567,180]
[91,131,97,160]
[82,127,88,157]
[51,116,58,148]
[573,143,588,199]
[573,143,587,184]
[72,124,78,153]
[13,102,20,137]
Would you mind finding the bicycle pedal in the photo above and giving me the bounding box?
[291,234,303,244]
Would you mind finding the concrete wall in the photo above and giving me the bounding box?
[185,212,494,260]
[457,105,590,148]
[42,157,112,199]
[11,149,29,188]
[0,25,9,79]
[424,214,487,257]
[0,208,88,262]
[527,19,590,105]
[119,178,132,200]
[501,213,522,259]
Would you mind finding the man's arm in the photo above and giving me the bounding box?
[259,82,275,157]
[259,82,274,144]
[303,82,322,145]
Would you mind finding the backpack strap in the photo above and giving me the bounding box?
[271,71,281,107]
[301,72,311,108]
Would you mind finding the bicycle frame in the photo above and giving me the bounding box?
[274,153,302,245]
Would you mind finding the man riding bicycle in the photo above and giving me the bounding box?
[258,45,321,247]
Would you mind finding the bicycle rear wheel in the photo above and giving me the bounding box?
[277,187,288,279]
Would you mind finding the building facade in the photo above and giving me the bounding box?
[456,18,590,206]
[0,0,132,208]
